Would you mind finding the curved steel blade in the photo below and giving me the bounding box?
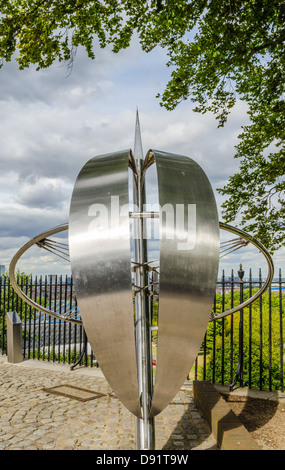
[149,150,220,417]
[69,150,141,417]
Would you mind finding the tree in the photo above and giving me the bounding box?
[0,1,284,250]
[204,288,285,390]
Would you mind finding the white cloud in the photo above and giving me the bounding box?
[0,39,283,278]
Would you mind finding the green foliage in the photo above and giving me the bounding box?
[0,1,284,248]
[0,0,133,70]
[202,288,285,390]
[0,271,50,352]
[151,299,158,344]
[0,271,32,351]
[1,272,31,347]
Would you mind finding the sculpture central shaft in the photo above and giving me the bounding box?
[133,111,155,450]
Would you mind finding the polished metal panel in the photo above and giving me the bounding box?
[149,150,220,417]
[69,150,141,417]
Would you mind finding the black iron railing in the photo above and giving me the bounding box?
[194,267,284,392]
[0,274,96,368]
[0,269,284,391]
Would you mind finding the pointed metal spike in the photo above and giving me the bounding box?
[134,109,144,164]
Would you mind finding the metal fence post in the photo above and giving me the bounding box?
[6,311,22,363]
[229,264,244,391]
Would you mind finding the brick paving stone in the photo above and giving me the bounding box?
[0,356,217,451]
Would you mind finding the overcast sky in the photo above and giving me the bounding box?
[0,37,283,280]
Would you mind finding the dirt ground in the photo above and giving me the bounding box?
[222,394,285,450]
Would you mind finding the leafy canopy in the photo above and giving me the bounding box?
[0,1,284,250]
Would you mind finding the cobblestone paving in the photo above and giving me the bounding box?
[0,357,217,450]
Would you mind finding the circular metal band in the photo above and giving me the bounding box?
[8,220,274,328]
[211,222,274,320]
[8,222,274,326]
[8,223,82,325]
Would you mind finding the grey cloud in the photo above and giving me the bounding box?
[0,203,68,239]
[139,102,249,190]
[16,176,72,210]
[0,45,111,104]
[1,37,282,276]
[0,103,137,185]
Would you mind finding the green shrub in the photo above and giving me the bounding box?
[201,289,285,390]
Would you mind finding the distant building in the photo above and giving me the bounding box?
[0,265,5,275]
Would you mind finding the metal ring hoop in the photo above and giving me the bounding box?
[213,222,274,320]
[8,223,82,325]
[9,221,274,324]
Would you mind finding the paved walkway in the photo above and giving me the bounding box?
[0,356,217,451]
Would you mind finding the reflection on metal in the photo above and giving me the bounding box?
[132,113,155,449]
[9,112,275,450]
[69,150,141,418]
[149,150,220,417]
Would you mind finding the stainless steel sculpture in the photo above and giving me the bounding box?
[9,112,274,450]
[9,222,274,325]
[67,114,220,447]
[149,149,220,419]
